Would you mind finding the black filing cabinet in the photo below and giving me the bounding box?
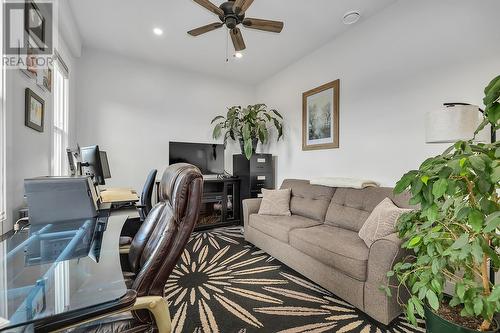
[233,154,275,201]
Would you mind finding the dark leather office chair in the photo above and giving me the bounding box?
[63,164,203,333]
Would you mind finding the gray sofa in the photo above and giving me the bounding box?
[243,179,411,325]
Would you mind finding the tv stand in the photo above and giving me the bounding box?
[196,178,241,231]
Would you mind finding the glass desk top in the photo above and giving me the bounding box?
[0,210,132,331]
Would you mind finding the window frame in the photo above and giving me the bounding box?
[51,50,69,177]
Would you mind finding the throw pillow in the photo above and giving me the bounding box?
[358,198,412,247]
[258,188,291,216]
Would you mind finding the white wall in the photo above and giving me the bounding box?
[256,0,500,187]
[4,31,79,233]
[75,48,255,193]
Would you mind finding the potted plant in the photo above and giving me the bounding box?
[211,104,284,159]
[384,75,500,332]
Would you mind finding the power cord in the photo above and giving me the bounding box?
[14,217,30,233]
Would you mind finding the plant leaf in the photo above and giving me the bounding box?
[271,109,283,119]
[211,115,225,124]
[451,233,469,249]
[426,289,439,311]
[394,171,417,194]
[473,298,483,316]
[244,138,253,160]
[484,211,500,233]
[483,75,500,106]
[432,178,448,199]
[468,209,484,233]
[486,102,500,124]
[212,123,222,139]
[408,236,422,248]
[491,166,500,183]
[456,283,465,299]
[469,155,486,171]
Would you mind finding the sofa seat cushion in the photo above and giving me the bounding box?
[249,214,322,243]
[289,225,369,281]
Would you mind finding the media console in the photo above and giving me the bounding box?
[196,178,241,231]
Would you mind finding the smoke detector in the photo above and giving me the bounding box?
[343,11,361,25]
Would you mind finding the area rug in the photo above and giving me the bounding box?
[165,226,425,333]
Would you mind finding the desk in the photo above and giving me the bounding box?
[0,208,137,332]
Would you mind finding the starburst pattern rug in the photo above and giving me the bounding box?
[165,226,426,333]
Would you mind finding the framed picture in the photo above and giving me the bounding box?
[25,88,45,132]
[19,46,38,79]
[302,80,340,151]
[25,0,46,50]
[37,66,52,92]
[44,67,52,91]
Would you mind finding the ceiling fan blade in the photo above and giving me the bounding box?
[232,0,245,13]
[230,28,246,51]
[188,22,223,36]
[243,18,284,33]
[193,0,224,17]
[233,0,254,14]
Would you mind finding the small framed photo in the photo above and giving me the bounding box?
[302,80,340,151]
[25,88,45,132]
[19,47,38,79]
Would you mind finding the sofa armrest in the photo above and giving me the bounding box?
[242,198,262,229]
[366,232,405,285]
[364,232,409,324]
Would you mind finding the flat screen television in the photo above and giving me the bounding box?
[169,142,225,175]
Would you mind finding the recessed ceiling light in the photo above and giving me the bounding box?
[153,27,164,36]
[234,52,244,59]
[343,11,360,25]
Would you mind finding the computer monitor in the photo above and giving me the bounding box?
[100,151,111,179]
[81,145,106,185]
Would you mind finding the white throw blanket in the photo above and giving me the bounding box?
[310,177,379,189]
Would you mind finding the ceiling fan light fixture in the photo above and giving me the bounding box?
[225,17,238,29]
[342,11,360,25]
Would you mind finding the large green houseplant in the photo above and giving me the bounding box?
[385,75,500,332]
[211,104,283,159]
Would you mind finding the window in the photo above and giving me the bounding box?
[52,51,71,311]
[52,52,69,176]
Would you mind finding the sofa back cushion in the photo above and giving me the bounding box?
[325,187,412,232]
[280,179,336,221]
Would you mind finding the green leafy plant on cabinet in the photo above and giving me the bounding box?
[211,104,284,159]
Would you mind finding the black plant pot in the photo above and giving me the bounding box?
[424,304,499,333]
[239,138,258,156]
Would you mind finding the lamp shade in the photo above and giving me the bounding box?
[425,104,490,143]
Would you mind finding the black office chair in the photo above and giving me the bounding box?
[119,169,157,248]
[138,169,158,221]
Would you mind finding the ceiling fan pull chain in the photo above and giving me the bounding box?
[225,29,229,63]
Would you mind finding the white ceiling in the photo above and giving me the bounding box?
[68,0,396,84]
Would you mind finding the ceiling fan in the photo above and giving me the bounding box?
[187,0,284,52]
